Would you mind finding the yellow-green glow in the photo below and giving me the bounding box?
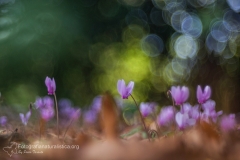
[92,36,151,100]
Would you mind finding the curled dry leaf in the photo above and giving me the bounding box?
[198,120,220,142]
[100,92,119,139]
[74,132,91,146]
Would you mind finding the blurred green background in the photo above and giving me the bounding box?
[0,0,239,112]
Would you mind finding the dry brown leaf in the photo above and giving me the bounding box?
[198,120,220,141]
[100,92,119,139]
[74,131,91,146]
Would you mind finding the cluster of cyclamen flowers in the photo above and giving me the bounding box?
[14,77,80,129]
[0,77,236,136]
[17,77,58,126]
[117,79,237,132]
[34,97,80,124]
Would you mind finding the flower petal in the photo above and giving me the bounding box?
[126,81,134,97]
[117,79,125,98]
[52,78,56,92]
[204,86,211,100]
[140,102,151,117]
[19,113,26,125]
[197,85,203,103]
[26,111,31,121]
[220,114,236,132]
[158,106,175,126]
[45,77,51,88]
[181,86,189,103]
[175,112,183,128]
[171,86,181,104]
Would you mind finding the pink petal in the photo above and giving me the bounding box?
[117,79,125,97]
[126,81,134,96]
[26,111,31,120]
[175,112,184,128]
[197,85,203,103]
[52,78,56,92]
[181,86,189,103]
[171,86,181,104]
[19,113,24,122]
[204,86,211,100]
[45,77,51,87]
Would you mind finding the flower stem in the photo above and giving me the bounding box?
[130,94,150,141]
[62,118,74,142]
[152,113,160,134]
[167,90,175,107]
[39,119,41,140]
[180,105,183,113]
[53,93,59,139]
[198,104,202,123]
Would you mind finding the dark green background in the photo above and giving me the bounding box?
[0,0,239,112]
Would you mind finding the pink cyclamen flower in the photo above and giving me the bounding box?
[181,103,200,121]
[35,96,54,109]
[175,112,196,130]
[19,111,31,126]
[201,99,222,123]
[197,85,211,104]
[117,79,134,99]
[0,116,7,127]
[170,86,189,105]
[182,103,192,114]
[58,99,81,125]
[35,97,44,109]
[220,114,236,132]
[45,76,56,95]
[202,99,216,112]
[90,96,102,112]
[84,110,97,124]
[189,105,200,120]
[140,102,157,117]
[157,106,175,126]
[35,96,55,121]
[40,106,55,121]
[72,109,81,121]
